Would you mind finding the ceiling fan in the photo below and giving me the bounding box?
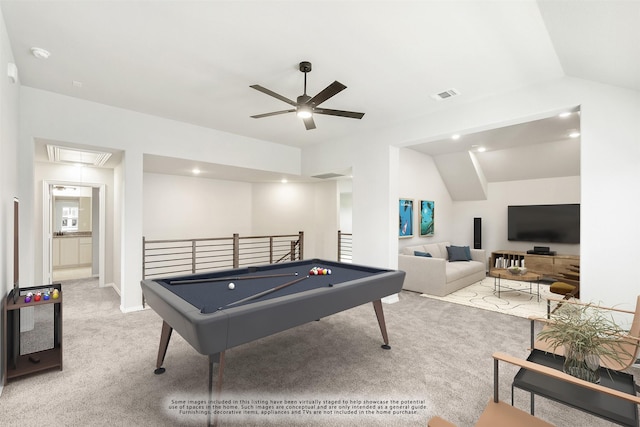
[250,61,365,130]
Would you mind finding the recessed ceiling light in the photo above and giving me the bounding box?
[476,146,487,152]
[30,47,51,60]
[569,131,581,138]
[451,134,461,140]
[558,112,571,118]
[281,179,288,184]
[192,168,201,175]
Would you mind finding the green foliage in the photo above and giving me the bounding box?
[537,302,632,362]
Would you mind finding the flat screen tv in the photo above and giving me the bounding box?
[508,204,580,244]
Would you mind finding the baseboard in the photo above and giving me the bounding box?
[120,304,145,313]
[382,293,399,304]
[103,282,119,295]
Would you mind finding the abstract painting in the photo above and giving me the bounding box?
[399,199,414,238]
[420,200,434,236]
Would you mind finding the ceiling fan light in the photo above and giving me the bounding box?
[296,106,312,119]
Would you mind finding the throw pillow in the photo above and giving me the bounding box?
[414,251,432,257]
[447,245,471,262]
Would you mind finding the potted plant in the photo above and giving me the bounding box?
[536,301,632,383]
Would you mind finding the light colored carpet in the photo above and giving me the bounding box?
[420,276,556,319]
[0,277,633,427]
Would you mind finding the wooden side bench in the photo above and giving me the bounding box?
[428,400,553,427]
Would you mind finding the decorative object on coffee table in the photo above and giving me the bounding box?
[507,266,527,275]
[535,300,637,383]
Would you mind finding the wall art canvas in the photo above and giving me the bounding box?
[399,199,414,238]
[420,200,434,236]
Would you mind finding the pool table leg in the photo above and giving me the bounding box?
[372,299,391,350]
[208,351,225,427]
[154,321,173,374]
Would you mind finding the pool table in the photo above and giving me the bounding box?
[140,258,405,396]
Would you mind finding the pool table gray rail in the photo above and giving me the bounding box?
[140,266,405,356]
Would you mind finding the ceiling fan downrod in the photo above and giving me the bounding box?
[299,61,312,102]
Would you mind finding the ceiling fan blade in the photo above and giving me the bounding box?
[251,109,296,119]
[250,85,297,107]
[303,116,316,130]
[314,108,365,119]
[307,81,347,106]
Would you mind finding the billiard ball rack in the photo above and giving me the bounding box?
[2,283,63,384]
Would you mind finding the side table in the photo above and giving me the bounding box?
[512,349,639,426]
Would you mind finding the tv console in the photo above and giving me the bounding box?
[526,250,556,256]
[490,250,579,286]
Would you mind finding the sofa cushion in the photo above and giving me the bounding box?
[446,261,472,282]
[423,243,445,259]
[400,246,415,255]
[446,260,485,282]
[399,242,451,259]
[447,245,471,261]
[414,251,432,257]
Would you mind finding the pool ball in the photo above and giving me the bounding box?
[228,283,235,290]
[52,290,60,299]
[43,292,50,300]
[34,292,42,302]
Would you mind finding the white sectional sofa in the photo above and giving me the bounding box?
[398,241,486,297]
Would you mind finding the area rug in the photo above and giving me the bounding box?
[420,276,555,319]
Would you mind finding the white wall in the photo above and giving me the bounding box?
[18,87,302,311]
[0,5,20,389]
[302,76,640,309]
[579,83,640,309]
[143,173,253,239]
[143,174,339,260]
[339,192,352,233]
[251,180,339,260]
[397,148,455,250]
[0,6,18,291]
[10,65,640,312]
[451,176,581,259]
[395,149,581,266]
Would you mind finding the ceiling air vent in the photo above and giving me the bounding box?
[431,88,460,101]
[312,173,345,180]
[46,144,112,167]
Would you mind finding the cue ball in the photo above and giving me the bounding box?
[228,283,235,290]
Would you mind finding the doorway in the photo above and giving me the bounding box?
[52,185,93,280]
[43,181,106,286]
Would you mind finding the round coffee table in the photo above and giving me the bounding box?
[489,268,542,301]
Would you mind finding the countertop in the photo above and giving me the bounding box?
[53,232,92,238]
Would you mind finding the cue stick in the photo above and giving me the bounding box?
[225,275,309,307]
[169,272,298,285]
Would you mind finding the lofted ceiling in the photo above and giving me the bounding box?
[3,1,638,187]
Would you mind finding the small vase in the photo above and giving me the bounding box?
[563,345,600,383]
